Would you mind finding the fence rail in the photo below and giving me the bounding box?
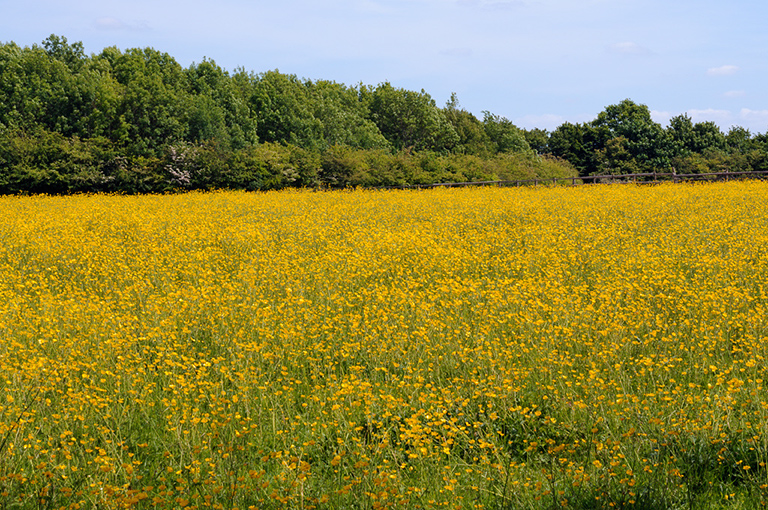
[382,169,768,190]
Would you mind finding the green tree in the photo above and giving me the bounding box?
[186,94,228,145]
[228,142,319,190]
[596,136,643,174]
[367,82,459,152]
[185,60,229,145]
[184,59,258,149]
[109,47,188,155]
[250,70,324,150]
[0,39,123,139]
[666,114,694,157]
[0,127,128,194]
[482,112,531,154]
[42,34,85,71]
[725,126,755,154]
[522,128,550,155]
[667,114,726,155]
[0,42,51,130]
[443,93,492,156]
[307,80,389,150]
[548,122,600,176]
[0,41,73,133]
[590,99,672,172]
[691,122,726,153]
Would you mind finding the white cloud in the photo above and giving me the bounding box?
[688,108,733,126]
[706,65,739,76]
[651,110,672,126]
[724,90,746,98]
[740,109,768,126]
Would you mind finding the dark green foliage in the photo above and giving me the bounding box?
[549,122,601,176]
[42,34,85,71]
[482,111,532,154]
[595,136,644,175]
[2,36,766,195]
[187,62,258,150]
[545,99,768,179]
[308,80,390,150]
[522,128,550,155]
[314,147,575,188]
[443,93,493,156]
[0,128,117,193]
[0,40,119,139]
[366,82,459,152]
[667,114,726,155]
[0,36,574,193]
[590,99,674,174]
[250,70,322,150]
[228,142,320,190]
[110,47,189,155]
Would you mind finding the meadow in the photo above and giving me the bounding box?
[1,182,767,509]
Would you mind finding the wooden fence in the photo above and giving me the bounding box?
[382,169,768,190]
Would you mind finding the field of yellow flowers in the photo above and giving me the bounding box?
[1,182,768,509]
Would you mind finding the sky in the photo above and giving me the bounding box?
[3,0,768,133]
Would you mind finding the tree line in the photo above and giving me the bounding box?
[539,100,768,177]
[0,35,765,194]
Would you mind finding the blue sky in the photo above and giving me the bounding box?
[3,0,768,133]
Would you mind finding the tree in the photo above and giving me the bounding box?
[590,99,673,172]
[307,80,389,150]
[667,114,726,157]
[725,126,755,154]
[109,47,188,155]
[0,39,122,139]
[692,122,726,153]
[366,82,459,152]
[250,70,324,150]
[596,136,643,174]
[667,114,696,157]
[186,94,228,145]
[184,59,257,149]
[522,128,550,155]
[42,34,85,71]
[482,112,531,154]
[443,93,492,156]
[548,122,600,176]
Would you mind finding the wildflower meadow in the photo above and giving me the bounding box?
[1,181,767,509]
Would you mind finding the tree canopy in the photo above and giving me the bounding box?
[0,36,765,194]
